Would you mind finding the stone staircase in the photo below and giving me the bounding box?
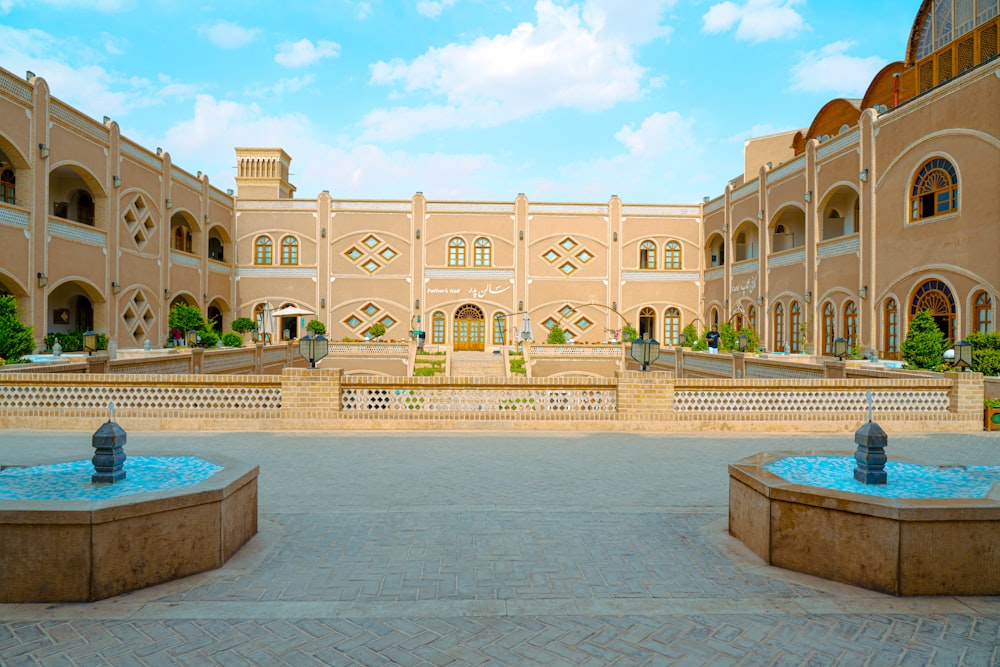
[449,351,507,378]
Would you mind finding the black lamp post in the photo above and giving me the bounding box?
[185,329,199,347]
[630,334,661,371]
[677,332,687,347]
[298,333,329,369]
[83,330,98,356]
[954,340,973,371]
[737,333,749,353]
[833,337,849,360]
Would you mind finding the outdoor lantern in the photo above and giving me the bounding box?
[737,333,749,353]
[954,339,973,371]
[185,329,199,347]
[298,333,329,369]
[83,330,98,355]
[677,332,687,347]
[833,337,849,360]
[630,334,661,372]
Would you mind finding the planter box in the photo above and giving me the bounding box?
[986,406,1000,431]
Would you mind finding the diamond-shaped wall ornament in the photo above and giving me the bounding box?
[576,250,593,263]
[543,250,560,263]
[363,303,380,316]
[560,305,576,318]
[379,247,397,261]
[576,317,593,330]
[362,259,381,273]
[363,235,380,248]
[542,318,559,330]
[345,315,362,328]
[560,238,577,251]
[345,247,363,261]
[380,315,396,328]
[559,262,577,275]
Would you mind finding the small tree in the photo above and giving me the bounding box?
[719,322,738,352]
[680,323,698,347]
[368,322,386,339]
[546,322,567,344]
[231,317,256,335]
[306,319,326,335]
[621,323,637,343]
[901,310,947,370]
[0,295,35,363]
[168,304,208,335]
[967,331,1000,375]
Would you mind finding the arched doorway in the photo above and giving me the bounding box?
[638,307,656,339]
[911,280,955,341]
[453,304,485,351]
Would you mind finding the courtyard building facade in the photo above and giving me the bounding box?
[0,1,997,358]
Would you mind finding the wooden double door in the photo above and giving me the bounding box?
[453,304,485,351]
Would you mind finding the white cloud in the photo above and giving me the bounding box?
[274,38,340,67]
[196,20,260,49]
[245,75,316,99]
[789,41,886,95]
[100,32,127,55]
[615,111,694,158]
[702,0,806,42]
[416,0,457,19]
[356,2,372,19]
[2,0,133,10]
[154,95,499,199]
[365,0,673,142]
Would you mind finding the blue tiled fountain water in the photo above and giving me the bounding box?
[0,457,223,501]
[765,456,1000,499]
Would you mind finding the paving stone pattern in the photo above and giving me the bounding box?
[2,431,999,665]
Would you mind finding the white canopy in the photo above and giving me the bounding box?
[270,306,315,317]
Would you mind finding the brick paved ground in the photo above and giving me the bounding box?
[2,430,999,665]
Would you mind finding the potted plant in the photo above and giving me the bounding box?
[986,399,1000,432]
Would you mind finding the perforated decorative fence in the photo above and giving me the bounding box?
[0,382,282,413]
[674,390,949,413]
[341,387,616,413]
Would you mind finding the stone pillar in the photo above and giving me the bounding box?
[732,352,746,379]
[946,371,984,421]
[823,360,846,378]
[616,370,674,421]
[190,348,205,374]
[86,355,109,374]
[281,367,343,422]
[254,342,264,374]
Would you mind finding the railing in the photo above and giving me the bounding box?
[528,344,623,358]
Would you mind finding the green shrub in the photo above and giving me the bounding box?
[0,295,35,363]
[168,303,207,333]
[198,330,220,347]
[973,349,1000,376]
[680,323,698,347]
[621,323,637,343]
[44,329,108,353]
[901,310,947,370]
[306,319,326,335]
[546,322,567,344]
[368,322,386,339]
[221,332,244,347]
[231,317,256,335]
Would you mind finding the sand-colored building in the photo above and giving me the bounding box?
[1,0,998,357]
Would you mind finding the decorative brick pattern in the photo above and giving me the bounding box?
[684,354,733,376]
[529,345,622,358]
[674,389,949,413]
[745,359,825,379]
[342,387,615,413]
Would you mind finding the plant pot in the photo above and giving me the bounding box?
[985,406,1000,432]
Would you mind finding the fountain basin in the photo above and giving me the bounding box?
[0,455,257,602]
[729,451,1000,596]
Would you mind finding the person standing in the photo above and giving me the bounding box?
[706,324,720,354]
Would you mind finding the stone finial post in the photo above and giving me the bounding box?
[854,391,887,484]
[92,402,127,484]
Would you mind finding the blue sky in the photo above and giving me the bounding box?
[0,0,916,203]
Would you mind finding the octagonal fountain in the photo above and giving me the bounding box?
[0,410,258,602]
[730,422,1000,596]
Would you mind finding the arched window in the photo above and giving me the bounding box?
[639,241,656,270]
[75,190,95,227]
[883,298,899,359]
[208,236,225,261]
[0,168,14,205]
[790,301,802,354]
[748,305,757,334]
[474,238,492,267]
[844,301,858,348]
[663,308,681,345]
[911,279,956,340]
[254,236,273,265]
[493,313,506,345]
[432,311,446,344]
[664,241,681,269]
[448,238,466,266]
[639,307,656,339]
[280,236,299,265]
[773,303,785,352]
[974,291,993,333]
[911,157,958,221]
[822,303,836,355]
